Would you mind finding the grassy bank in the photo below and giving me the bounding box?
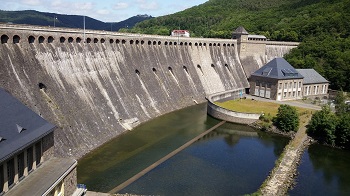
[215,99,311,117]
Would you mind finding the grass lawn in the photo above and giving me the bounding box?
[215,99,313,118]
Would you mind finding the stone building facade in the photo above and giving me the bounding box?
[249,58,329,101]
[249,58,304,101]
[296,69,329,99]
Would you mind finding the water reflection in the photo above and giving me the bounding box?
[119,123,289,196]
[78,104,220,192]
[290,144,350,195]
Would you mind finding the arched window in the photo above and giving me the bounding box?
[38,36,45,43]
[1,34,9,44]
[13,35,20,44]
[60,36,66,43]
[28,36,35,44]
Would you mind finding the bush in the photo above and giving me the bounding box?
[274,104,299,132]
[307,105,337,146]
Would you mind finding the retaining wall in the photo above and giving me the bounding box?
[207,90,260,124]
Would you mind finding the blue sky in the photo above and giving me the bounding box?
[0,0,208,22]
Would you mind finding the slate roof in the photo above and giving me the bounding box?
[251,58,304,80]
[233,26,249,35]
[0,88,55,163]
[296,69,328,84]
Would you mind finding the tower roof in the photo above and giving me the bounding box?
[251,58,303,80]
[233,26,249,35]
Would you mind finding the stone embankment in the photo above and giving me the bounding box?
[259,116,313,195]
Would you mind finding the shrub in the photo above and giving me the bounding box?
[274,104,299,132]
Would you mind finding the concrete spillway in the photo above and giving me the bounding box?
[0,24,298,158]
[0,25,250,158]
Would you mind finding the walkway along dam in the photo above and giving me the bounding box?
[0,24,298,158]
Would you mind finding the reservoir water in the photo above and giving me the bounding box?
[77,103,289,194]
[289,144,350,195]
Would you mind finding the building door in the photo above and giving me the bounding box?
[277,93,282,101]
[265,89,271,99]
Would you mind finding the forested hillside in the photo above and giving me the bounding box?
[0,10,152,31]
[122,0,350,91]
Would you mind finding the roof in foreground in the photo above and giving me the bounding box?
[251,58,304,80]
[5,158,77,196]
[296,69,328,84]
[0,88,55,162]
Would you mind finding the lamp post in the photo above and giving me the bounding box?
[54,16,57,27]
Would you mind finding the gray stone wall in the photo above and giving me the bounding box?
[206,90,260,124]
[0,24,249,158]
[42,132,54,161]
[63,167,77,196]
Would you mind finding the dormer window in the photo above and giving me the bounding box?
[16,124,26,133]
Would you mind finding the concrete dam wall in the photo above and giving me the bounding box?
[0,25,250,158]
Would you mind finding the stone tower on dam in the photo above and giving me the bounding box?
[0,24,298,158]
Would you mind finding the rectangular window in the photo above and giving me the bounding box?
[284,83,287,88]
[0,164,4,193]
[27,147,33,172]
[290,82,292,88]
[17,152,25,179]
[35,142,42,166]
[293,91,295,97]
[299,82,301,88]
[294,82,296,88]
[279,83,282,89]
[7,158,15,187]
[289,92,291,97]
[284,92,287,97]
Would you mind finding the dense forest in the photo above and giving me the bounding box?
[121,0,350,91]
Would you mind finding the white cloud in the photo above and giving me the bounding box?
[97,9,110,15]
[136,0,159,11]
[114,2,128,10]
[21,0,41,6]
[72,2,94,12]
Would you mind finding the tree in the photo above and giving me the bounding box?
[274,104,299,132]
[307,105,338,146]
[335,114,350,149]
[334,90,348,115]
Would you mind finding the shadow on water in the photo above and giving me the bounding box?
[78,103,289,194]
[78,103,220,192]
[119,122,289,196]
[290,144,350,195]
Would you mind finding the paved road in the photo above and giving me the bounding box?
[245,95,322,111]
